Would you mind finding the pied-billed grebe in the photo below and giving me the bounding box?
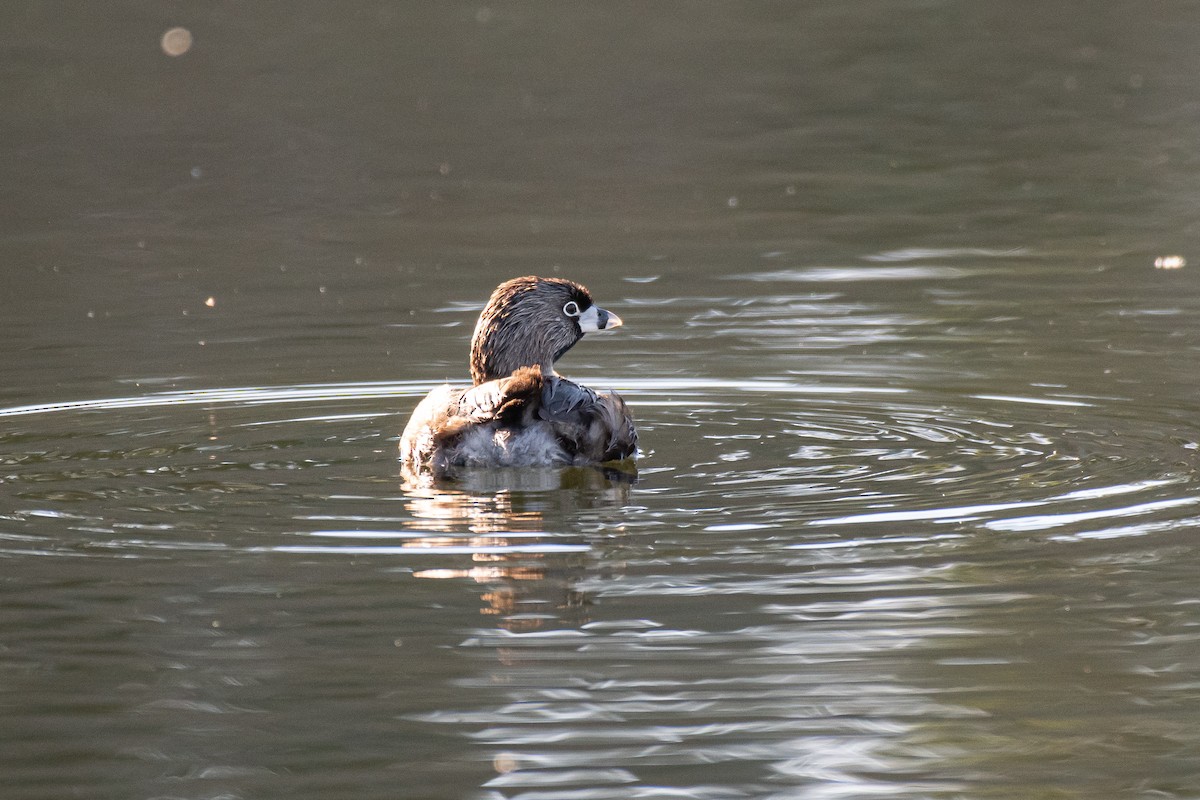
[401,276,638,475]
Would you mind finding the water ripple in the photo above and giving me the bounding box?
[3,375,1194,562]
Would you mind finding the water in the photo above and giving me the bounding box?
[4,3,1200,798]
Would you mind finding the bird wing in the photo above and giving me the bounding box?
[401,368,636,471]
[454,366,544,426]
[538,376,638,463]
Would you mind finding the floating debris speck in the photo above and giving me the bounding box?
[161,27,193,57]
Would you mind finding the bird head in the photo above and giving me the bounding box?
[469,276,624,385]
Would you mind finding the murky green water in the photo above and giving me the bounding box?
[4,3,1200,799]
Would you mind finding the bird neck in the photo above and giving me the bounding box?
[470,316,561,385]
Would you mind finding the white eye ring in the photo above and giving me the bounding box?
[563,301,581,317]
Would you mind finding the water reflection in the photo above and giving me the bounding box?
[402,464,635,532]
[434,566,1015,797]
[403,466,635,631]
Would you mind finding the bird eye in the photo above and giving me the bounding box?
[563,301,580,317]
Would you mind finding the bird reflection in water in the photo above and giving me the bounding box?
[402,464,635,631]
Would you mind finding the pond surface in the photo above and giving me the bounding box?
[4,3,1200,799]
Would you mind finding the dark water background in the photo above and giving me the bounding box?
[4,3,1200,798]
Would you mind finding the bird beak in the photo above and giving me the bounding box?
[579,305,623,333]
